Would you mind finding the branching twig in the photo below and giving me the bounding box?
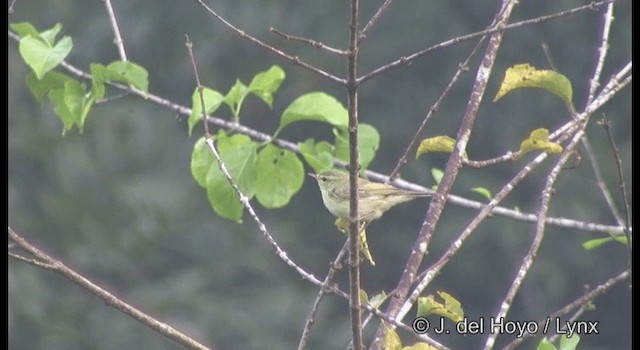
[194,0,345,85]
[371,1,519,348]
[297,242,348,350]
[359,0,397,41]
[358,0,613,84]
[388,38,484,181]
[186,39,325,290]
[8,227,211,350]
[502,268,629,349]
[587,1,616,105]
[5,32,625,237]
[598,118,632,262]
[484,124,586,349]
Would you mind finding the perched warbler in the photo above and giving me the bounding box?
[309,170,430,225]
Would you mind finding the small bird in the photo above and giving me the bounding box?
[309,170,430,265]
[309,170,430,225]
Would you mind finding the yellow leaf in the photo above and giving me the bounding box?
[417,291,464,323]
[518,128,563,156]
[416,136,456,158]
[383,324,402,350]
[494,63,573,105]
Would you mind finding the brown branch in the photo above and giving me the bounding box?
[270,27,349,55]
[347,0,363,348]
[358,0,614,84]
[8,227,212,350]
[388,38,483,181]
[194,0,345,85]
[503,269,630,349]
[370,1,519,348]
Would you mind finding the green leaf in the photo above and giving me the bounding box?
[333,123,380,171]
[494,63,573,106]
[9,22,39,37]
[25,71,72,103]
[558,334,580,350]
[471,187,492,200]
[368,291,389,309]
[582,235,628,250]
[254,144,304,208]
[18,34,72,80]
[91,62,149,101]
[205,138,258,223]
[107,61,149,92]
[248,65,285,108]
[359,289,369,306]
[298,139,334,174]
[536,338,557,350]
[38,23,63,45]
[190,137,215,188]
[224,79,250,118]
[277,92,348,134]
[189,87,224,135]
[431,168,443,187]
[49,80,95,134]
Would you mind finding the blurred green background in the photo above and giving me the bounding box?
[8,1,631,349]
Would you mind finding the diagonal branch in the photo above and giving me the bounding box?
[8,227,212,350]
[194,0,345,85]
[358,0,614,84]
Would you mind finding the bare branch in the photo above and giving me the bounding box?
[388,39,483,181]
[103,0,127,61]
[270,27,349,56]
[359,0,397,41]
[194,0,345,85]
[484,128,588,349]
[504,268,629,349]
[8,227,212,350]
[371,1,520,348]
[359,1,614,84]
[297,242,348,350]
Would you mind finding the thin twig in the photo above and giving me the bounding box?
[194,0,345,85]
[6,36,625,237]
[503,269,630,349]
[371,1,520,348]
[581,137,623,224]
[358,0,613,84]
[388,38,484,181]
[7,34,624,237]
[587,1,615,105]
[103,0,127,61]
[8,227,212,350]
[598,118,632,263]
[359,0,397,41]
[185,36,211,137]
[297,242,348,350]
[484,124,586,350]
[186,39,325,289]
[270,27,348,56]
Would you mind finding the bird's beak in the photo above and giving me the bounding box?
[308,173,317,179]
